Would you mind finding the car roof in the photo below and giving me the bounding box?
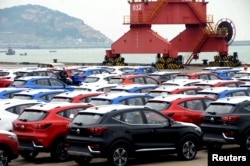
[53,91,103,98]
[81,104,148,114]
[0,87,28,93]
[210,96,250,105]
[14,76,53,80]
[75,84,118,91]
[91,92,152,100]
[14,89,67,95]
[25,102,92,111]
[162,79,202,86]
[152,86,201,91]
[198,87,250,93]
[111,84,159,90]
[0,99,43,108]
[195,79,241,85]
[147,94,209,102]
[150,71,181,75]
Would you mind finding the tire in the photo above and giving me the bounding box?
[108,142,130,166]
[50,140,68,162]
[19,150,38,161]
[74,156,92,165]
[240,133,250,151]
[177,136,198,160]
[0,149,9,166]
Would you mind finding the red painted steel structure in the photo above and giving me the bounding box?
[105,0,229,65]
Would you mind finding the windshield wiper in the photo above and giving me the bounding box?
[19,118,27,122]
[207,112,216,115]
[74,122,83,126]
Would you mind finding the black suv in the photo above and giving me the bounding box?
[201,96,250,150]
[66,105,202,166]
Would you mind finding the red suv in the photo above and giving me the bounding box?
[0,130,19,166]
[145,94,215,126]
[12,102,93,161]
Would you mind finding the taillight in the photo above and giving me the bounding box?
[33,123,52,129]
[87,127,107,135]
[221,116,240,123]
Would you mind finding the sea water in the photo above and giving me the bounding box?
[0,45,249,65]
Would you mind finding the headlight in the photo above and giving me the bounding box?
[8,133,18,142]
[195,127,202,133]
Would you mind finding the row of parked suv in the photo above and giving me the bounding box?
[2,66,250,165]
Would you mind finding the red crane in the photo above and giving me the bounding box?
[104,0,238,69]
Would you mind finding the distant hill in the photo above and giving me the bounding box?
[0,5,112,48]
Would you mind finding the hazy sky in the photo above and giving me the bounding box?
[0,0,249,41]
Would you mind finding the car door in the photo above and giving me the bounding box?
[120,110,150,150]
[48,78,66,89]
[142,109,177,149]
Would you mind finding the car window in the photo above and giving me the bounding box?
[89,99,112,105]
[41,93,62,102]
[144,110,169,125]
[51,97,72,103]
[12,95,33,100]
[6,103,38,115]
[73,113,103,125]
[210,75,219,80]
[47,72,58,78]
[49,79,64,86]
[35,79,50,86]
[182,90,197,95]
[145,101,170,111]
[133,77,144,84]
[145,77,158,84]
[228,91,248,97]
[123,111,143,124]
[11,80,26,87]
[80,97,92,103]
[198,75,209,80]
[183,100,204,110]
[18,110,48,121]
[57,108,84,119]
[108,78,123,84]
[205,103,235,114]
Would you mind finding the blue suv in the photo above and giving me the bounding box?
[9,76,75,91]
[89,92,154,106]
[197,87,250,100]
[71,67,111,85]
[211,69,241,80]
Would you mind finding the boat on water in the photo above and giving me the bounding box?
[6,47,15,55]
[49,50,57,53]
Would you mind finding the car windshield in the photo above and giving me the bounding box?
[198,93,218,99]
[108,78,124,84]
[234,73,249,78]
[175,76,190,79]
[161,83,179,87]
[145,101,170,111]
[89,99,112,105]
[0,72,9,76]
[73,113,103,125]
[10,80,26,87]
[50,97,72,103]
[109,89,129,93]
[18,110,48,121]
[83,77,99,83]
[12,95,33,100]
[205,103,236,114]
[149,91,170,97]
